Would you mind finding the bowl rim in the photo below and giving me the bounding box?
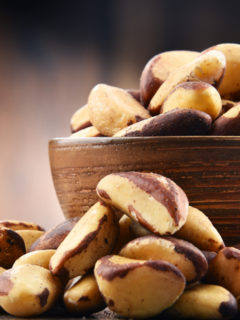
[49,136,240,146]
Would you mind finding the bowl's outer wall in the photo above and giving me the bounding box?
[49,137,240,245]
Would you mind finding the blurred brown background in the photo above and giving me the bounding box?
[1,0,240,229]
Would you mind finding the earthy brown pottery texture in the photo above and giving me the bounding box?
[49,136,240,246]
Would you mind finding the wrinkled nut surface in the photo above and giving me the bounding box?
[114,108,212,137]
[149,50,226,114]
[140,50,199,106]
[94,255,185,318]
[207,247,240,297]
[88,84,150,136]
[49,202,119,279]
[166,284,238,319]
[161,81,222,119]
[0,227,25,268]
[30,217,79,251]
[120,236,208,283]
[16,230,45,252]
[97,171,189,235]
[13,249,55,269]
[70,126,103,138]
[206,43,240,100]
[64,273,105,314]
[70,104,92,133]
[0,219,44,231]
[0,264,61,317]
[175,206,224,252]
[212,103,240,135]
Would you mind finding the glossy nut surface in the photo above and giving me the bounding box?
[97,171,189,235]
[94,255,185,318]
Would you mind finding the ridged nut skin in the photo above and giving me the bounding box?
[13,249,55,269]
[94,255,185,318]
[70,126,103,138]
[114,108,212,137]
[70,104,92,133]
[16,230,45,252]
[63,273,105,315]
[212,103,240,135]
[166,284,238,319]
[149,50,226,115]
[0,220,44,231]
[119,236,208,283]
[88,84,150,136]
[205,43,240,100]
[0,264,61,317]
[140,50,199,106]
[30,217,79,251]
[49,202,119,279]
[207,247,240,297]
[175,206,224,252]
[96,171,189,236]
[161,81,222,119]
[113,215,135,254]
[0,227,26,269]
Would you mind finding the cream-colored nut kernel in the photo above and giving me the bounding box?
[207,247,240,297]
[0,264,61,317]
[175,206,224,252]
[0,220,44,231]
[161,81,222,119]
[126,89,141,102]
[13,249,55,269]
[30,217,79,251]
[64,273,105,314]
[16,230,45,252]
[96,171,189,236]
[140,50,199,106]
[149,50,225,114]
[212,103,240,135]
[0,267,6,275]
[113,215,135,254]
[221,99,237,114]
[0,227,25,268]
[114,108,212,137]
[88,84,150,136]
[130,220,152,237]
[94,255,185,318]
[166,284,238,319]
[205,43,240,100]
[49,202,119,279]
[120,236,208,283]
[70,104,91,133]
[70,126,103,138]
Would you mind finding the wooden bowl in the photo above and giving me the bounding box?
[49,136,240,245]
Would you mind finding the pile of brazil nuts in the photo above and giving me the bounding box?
[69,43,240,138]
[1,172,240,319]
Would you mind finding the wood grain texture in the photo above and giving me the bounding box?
[49,136,240,246]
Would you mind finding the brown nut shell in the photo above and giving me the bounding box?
[30,217,79,252]
[88,84,150,136]
[0,227,25,268]
[207,247,240,297]
[114,108,212,137]
[166,284,238,319]
[63,273,105,314]
[120,235,208,283]
[0,220,44,231]
[0,264,61,317]
[97,171,189,236]
[140,50,199,106]
[94,255,185,318]
[212,103,240,135]
[49,202,119,279]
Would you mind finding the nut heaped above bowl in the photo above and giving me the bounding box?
[49,136,240,246]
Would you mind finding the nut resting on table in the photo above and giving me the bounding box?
[0,171,240,319]
[70,43,240,138]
